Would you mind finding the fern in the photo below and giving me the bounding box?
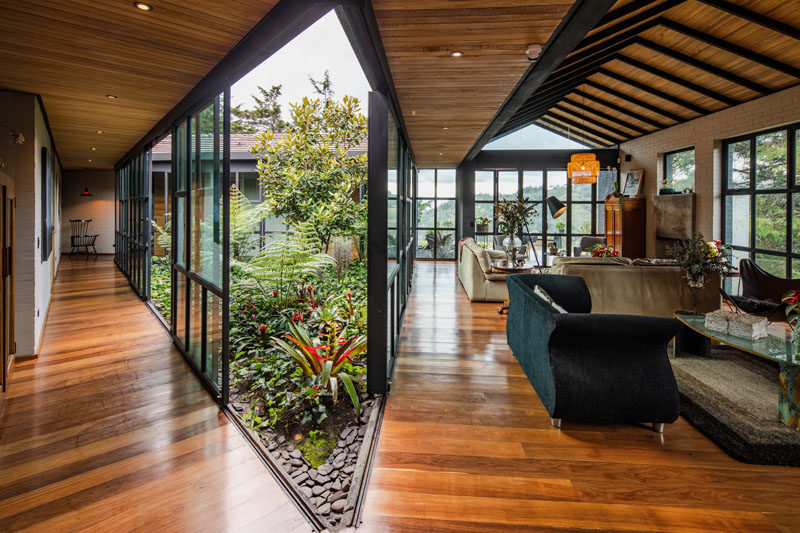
[151,214,172,250]
[229,184,273,263]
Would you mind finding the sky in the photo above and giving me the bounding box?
[483,124,589,150]
[231,10,370,120]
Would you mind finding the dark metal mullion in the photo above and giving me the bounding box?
[201,288,208,374]
[750,137,757,258]
[566,171,573,254]
[170,125,178,334]
[222,86,231,405]
[184,117,192,352]
[433,169,438,259]
[787,128,796,275]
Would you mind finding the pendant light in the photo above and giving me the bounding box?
[566,94,599,184]
[80,168,93,196]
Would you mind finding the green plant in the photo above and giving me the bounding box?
[299,430,336,468]
[150,256,171,321]
[555,220,566,233]
[477,216,490,225]
[150,215,171,250]
[271,322,365,420]
[230,84,287,134]
[783,289,800,330]
[495,198,538,236]
[229,184,272,263]
[667,234,732,285]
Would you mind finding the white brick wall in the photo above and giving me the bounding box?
[620,84,800,257]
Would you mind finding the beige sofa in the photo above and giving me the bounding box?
[551,257,720,317]
[457,238,509,302]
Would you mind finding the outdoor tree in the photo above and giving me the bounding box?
[251,89,367,251]
[231,84,287,134]
[309,70,334,105]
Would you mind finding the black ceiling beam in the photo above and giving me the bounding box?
[464,0,616,161]
[513,69,606,122]
[551,104,634,139]
[559,19,660,72]
[632,37,771,93]
[613,54,739,105]
[582,79,684,122]
[697,0,800,40]
[572,89,666,128]
[542,37,635,91]
[595,0,660,28]
[557,100,648,135]
[575,0,685,52]
[534,118,604,148]
[541,113,621,145]
[659,19,800,79]
[596,67,708,114]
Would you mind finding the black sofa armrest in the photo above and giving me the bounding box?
[551,314,681,343]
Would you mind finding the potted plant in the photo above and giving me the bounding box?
[667,234,732,314]
[495,199,537,263]
[476,216,490,234]
[554,220,566,248]
[590,244,619,257]
[548,241,558,255]
[782,289,800,357]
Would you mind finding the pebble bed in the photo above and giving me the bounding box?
[263,397,374,528]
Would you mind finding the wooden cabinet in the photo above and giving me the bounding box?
[604,196,645,259]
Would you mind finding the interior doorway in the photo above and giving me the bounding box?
[0,171,15,395]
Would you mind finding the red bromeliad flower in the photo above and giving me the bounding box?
[272,290,278,298]
[347,291,353,315]
[784,289,800,305]
[259,324,267,334]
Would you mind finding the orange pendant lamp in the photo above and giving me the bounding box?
[567,153,600,184]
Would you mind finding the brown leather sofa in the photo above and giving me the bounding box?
[551,257,720,317]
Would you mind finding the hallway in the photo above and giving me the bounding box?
[359,261,800,532]
[0,257,311,532]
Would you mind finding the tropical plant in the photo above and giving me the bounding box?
[150,256,171,320]
[495,198,538,237]
[271,321,365,419]
[251,86,368,250]
[783,289,800,330]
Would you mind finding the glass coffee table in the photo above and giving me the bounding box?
[673,312,799,429]
[492,262,534,315]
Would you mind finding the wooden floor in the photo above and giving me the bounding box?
[360,261,800,532]
[0,257,311,533]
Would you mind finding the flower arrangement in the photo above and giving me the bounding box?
[476,216,490,225]
[591,244,619,257]
[494,198,537,237]
[667,234,731,287]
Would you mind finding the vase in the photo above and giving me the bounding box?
[502,235,522,264]
[687,275,705,315]
[476,223,489,233]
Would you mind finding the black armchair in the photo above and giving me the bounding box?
[506,274,681,431]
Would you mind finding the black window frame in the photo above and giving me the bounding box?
[414,168,457,260]
[662,146,696,193]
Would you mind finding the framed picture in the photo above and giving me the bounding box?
[622,169,644,196]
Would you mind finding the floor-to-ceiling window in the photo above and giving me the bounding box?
[473,165,616,259]
[722,123,800,283]
[115,150,151,298]
[415,168,456,259]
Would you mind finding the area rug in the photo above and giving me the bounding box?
[671,346,800,466]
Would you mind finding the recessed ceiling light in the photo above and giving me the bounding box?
[96,130,103,134]
[105,94,118,99]
[88,159,93,162]
[442,126,449,130]
[91,147,97,151]
[450,51,464,58]
[133,2,153,11]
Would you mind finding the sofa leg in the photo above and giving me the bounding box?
[550,418,562,429]
[652,422,664,433]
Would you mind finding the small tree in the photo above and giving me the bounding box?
[251,93,367,251]
[231,85,287,134]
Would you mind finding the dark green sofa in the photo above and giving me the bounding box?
[506,273,681,431]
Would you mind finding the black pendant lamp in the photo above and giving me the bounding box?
[80,168,93,197]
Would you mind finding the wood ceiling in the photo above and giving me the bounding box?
[372,0,576,168]
[0,0,278,169]
[499,0,800,147]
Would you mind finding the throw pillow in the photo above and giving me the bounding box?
[533,285,567,314]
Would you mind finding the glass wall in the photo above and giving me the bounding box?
[115,150,151,298]
[474,167,616,259]
[722,123,800,281]
[415,169,456,259]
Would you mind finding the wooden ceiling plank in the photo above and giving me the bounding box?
[696,0,800,41]
[596,67,709,114]
[632,36,770,93]
[557,99,647,135]
[594,0,660,28]
[550,104,631,139]
[541,113,618,144]
[576,0,685,51]
[571,89,665,128]
[582,79,683,122]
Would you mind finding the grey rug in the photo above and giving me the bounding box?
[671,347,800,466]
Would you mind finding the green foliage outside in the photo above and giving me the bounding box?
[150,256,171,321]
[231,84,287,134]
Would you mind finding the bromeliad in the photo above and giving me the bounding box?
[271,321,365,417]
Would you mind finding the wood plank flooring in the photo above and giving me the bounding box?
[0,257,311,533]
[359,261,800,532]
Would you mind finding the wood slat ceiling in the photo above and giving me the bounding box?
[500,0,800,147]
[0,0,278,169]
[372,0,576,168]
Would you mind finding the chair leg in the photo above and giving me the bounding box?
[652,422,664,433]
[550,418,562,429]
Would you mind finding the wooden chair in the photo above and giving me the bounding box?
[69,219,98,256]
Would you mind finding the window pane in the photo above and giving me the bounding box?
[436,230,456,259]
[571,181,592,201]
[176,196,186,266]
[206,292,222,384]
[725,249,749,295]
[437,169,456,197]
[793,193,800,254]
[525,202,542,234]
[755,194,786,251]
[597,170,616,201]
[571,204,592,234]
[498,171,518,200]
[522,171,543,201]
[239,171,260,202]
[755,253,786,277]
[416,229,433,258]
[436,199,455,228]
[755,130,786,189]
[727,140,750,189]
[418,169,435,197]
[475,203,494,233]
[189,282,202,366]
[176,273,187,346]
[547,170,567,201]
[416,200,434,227]
[666,149,695,192]
[724,195,751,247]
[793,259,800,280]
[475,171,493,200]
[597,204,605,235]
